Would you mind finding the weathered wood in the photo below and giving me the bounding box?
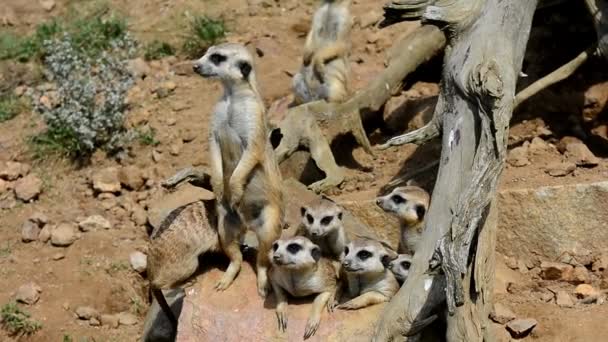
[586,0,608,60]
[373,0,538,341]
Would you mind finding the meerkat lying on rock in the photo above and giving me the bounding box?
[193,43,285,297]
[297,195,348,261]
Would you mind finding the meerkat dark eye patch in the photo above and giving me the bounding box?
[272,242,279,252]
[237,60,252,80]
[357,250,372,260]
[415,205,426,219]
[344,246,349,255]
[287,243,302,254]
[209,53,226,65]
[311,247,321,262]
[401,261,411,269]
[337,211,343,221]
[306,214,314,225]
[391,195,406,204]
[320,216,333,226]
[381,255,391,268]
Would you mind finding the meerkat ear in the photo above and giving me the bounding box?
[311,246,321,262]
[300,206,307,217]
[238,61,252,80]
[416,204,427,220]
[337,210,343,221]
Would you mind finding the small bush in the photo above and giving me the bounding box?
[182,15,226,58]
[0,20,61,62]
[144,40,175,60]
[0,95,25,122]
[136,127,159,146]
[1,302,42,336]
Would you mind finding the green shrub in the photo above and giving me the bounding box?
[144,40,175,60]
[182,15,226,58]
[0,95,25,122]
[1,302,42,336]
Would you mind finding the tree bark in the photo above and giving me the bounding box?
[373,0,538,341]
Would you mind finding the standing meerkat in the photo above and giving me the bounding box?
[147,201,220,330]
[375,185,430,254]
[193,43,284,297]
[338,238,399,310]
[296,195,348,261]
[388,253,413,285]
[293,0,352,104]
[269,236,339,339]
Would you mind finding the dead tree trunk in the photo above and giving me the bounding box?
[373,0,538,341]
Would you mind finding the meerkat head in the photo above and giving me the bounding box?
[193,43,255,84]
[342,238,397,275]
[375,186,430,226]
[389,254,412,283]
[300,196,344,238]
[269,236,322,271]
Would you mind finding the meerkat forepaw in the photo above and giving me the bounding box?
[276,310,288,332]
[336,301,357,310]
[214,274,235,292]
[257,276,270,298]
[303,316,321,339]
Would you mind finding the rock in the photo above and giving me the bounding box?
[14,174,43,201]
[21,220,41,243]
[564,141,599,167]
[0,194,17,209]
[52,252,65,261]
[130,251,147,273]
[38,225,52,243]
[592,254,608,272]
[358,11,382,28]
[28,212,48,226]
[51,223,78,247]
[556,291,574,308]
[569,266,590,284]
[497,181,608,260]
[489,303,516,324]
[169,139,183,156]
[75,306,99,320]
[540,262,573,280]
[16,282,41,305]
[100,314,120,328]
[544,161,576,177]
[506,318,537,338]
[118,166,145,191]
[155,81,177,98]
[89,318,101,326]
[14,85,27,97]
[152,150,163,163]
[504,256,518,270]
[127,58,150,79]
[0,179,8,194]
[118,312,138,326]
[575,284,599,299]
[528,137,551,154]
[40,0,56,11]
[92,167,121,193]
[147,183,215,229]
[78,215,111,231]
[507,145,530,167]
[131,206,147,226]
[171,62,194,76]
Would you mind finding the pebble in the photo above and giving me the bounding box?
[118,166,146,191]
[14,174,43,201]
[38,225,52,243]
[118,312,138,326]
[556,290,574,308]
[89,318,101,326]
[129,251,147,273]
[0,161,30,181]
[78,215,111,232]
[545,161,576,177]
[75,306,99,320]
[100,314,120,328]
[51,223,78,247]
[506,318,537,338]
[507,145,530,167]
[540,261,573,281]
[131,206,147,226]
[40,0,56,12]
[21,220,41,243]
[92,167,122,193]
[16,282,41,305]
[575,284,599,299]
[592,255,608,272]
[29,212,48,226]
[52,253,65,261]
[489,303,516,324]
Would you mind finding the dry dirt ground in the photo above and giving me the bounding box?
[1,0,607,341]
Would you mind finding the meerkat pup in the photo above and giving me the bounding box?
[293,0,352,104]
[147,201,220,330]
[389,253,413,285]
[338,238,399,310]
[297,195,347,261]
[375,185,430,254]
[269,236,339,339]
[193,43,284,297]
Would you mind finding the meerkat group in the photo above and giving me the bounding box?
[150,0,432,335]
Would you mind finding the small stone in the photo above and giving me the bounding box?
[131,206,147,226]
[118,312,138,326]
[40,0,56,12]
[0,179,8,194]
[169,139,183,156]
[0,162,30,181]
[575,284,599,299]
[181,129,197,143]
[517,259,528,274]
[62,302,70,311]
[52,253,65,260]
[556,291,574,308]
[506,318,537,338]
[489,303,516,324]
[507,145,530,167]
[127,58,150,79]
[16,282,41,305]
[166,117,177,126]
[528,137,550,154]
[29,212,48,226]
[100,314,120,328]
[564,142,599,167]
[118,166,145,191]
[39,225,52,243]
[155,81,177,98]
[129,251,147,273]
[152,150,163,163]
[570,266,590,284]
[14,86,27,97]
[92,167,122,193]
[504,256,518,270]
[89,318,101,326]
[541,261,573,280]
[51,223,78,247]
[21,220,41,242]
[592,255,608,272]
[14,174,43,201]
[0,194,17,209]
[545,162,576,177]
[78,215,111,232]
[75,306,99,320]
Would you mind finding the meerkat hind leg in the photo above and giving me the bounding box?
[307,124,345,193]
[337,291,389,310]
[304,291,332,339]
[271,281,289,332]
[215,207,243,291]
[254,204,282,298]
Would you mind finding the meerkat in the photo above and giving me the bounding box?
[193,43,284,297]
[388,253,413,285]
[338,237,399,310]
[269,236,339,339]
[293,0,352,104]
[296,195,347,261]
[147,200,221,330]
[375,184,430,254]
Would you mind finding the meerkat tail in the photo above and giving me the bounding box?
[152,288,178,330]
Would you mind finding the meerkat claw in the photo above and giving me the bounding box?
[304,319,320,339]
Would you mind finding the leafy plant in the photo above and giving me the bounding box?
[182,15,226,58]
[136,127,159,146]
[0,94,25,122]
[1,302,42,336]
[144,40,175,60]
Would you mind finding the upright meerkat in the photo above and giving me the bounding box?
[375,185,430,254]
[269,236,339,339]
[147,201,220,330]
[296,195,347,261]
[388,253,413,285]
[338,238,399,310]
[193,43,284,297]
[293,0,352,104]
